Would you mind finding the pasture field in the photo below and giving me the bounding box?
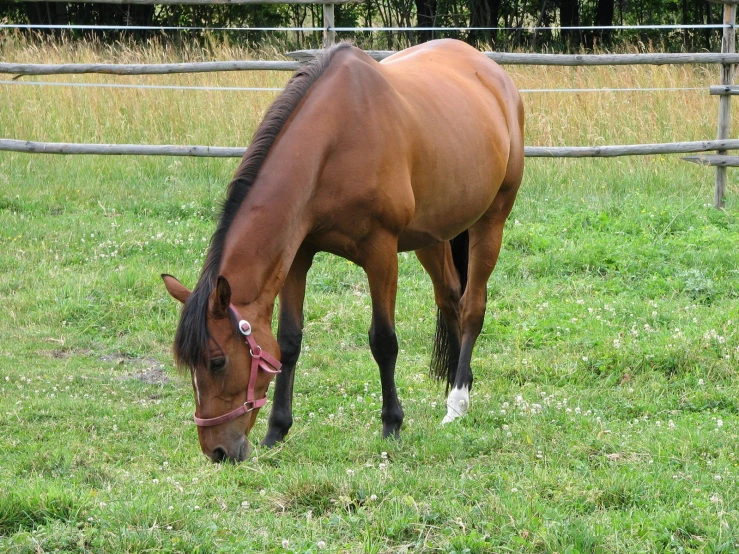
[1,37,739,553]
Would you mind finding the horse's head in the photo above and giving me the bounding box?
[161,274,281,463]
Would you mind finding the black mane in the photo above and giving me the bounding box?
[173,43,353,372]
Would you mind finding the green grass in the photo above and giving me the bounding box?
[2,151,738,553]
[1,40,739,553]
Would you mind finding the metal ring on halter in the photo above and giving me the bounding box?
[238,320,252,336]
[250,345,262,357]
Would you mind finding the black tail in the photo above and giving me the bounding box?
[430,230,469,391]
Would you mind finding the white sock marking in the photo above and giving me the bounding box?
[442,385,469,424]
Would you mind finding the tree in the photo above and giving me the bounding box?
[588,0,615,48]
[468,0,501,46]
[559,0,580,47]
[415,0,437,42]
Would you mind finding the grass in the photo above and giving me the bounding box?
[1,36,739,552]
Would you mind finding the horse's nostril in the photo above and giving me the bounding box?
[212,447,227,463]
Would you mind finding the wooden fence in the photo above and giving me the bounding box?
[1,0,737,207]
[5,138,739,159]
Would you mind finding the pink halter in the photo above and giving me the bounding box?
[193,304,282,427]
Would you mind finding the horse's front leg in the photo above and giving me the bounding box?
[262,246,315,447]
[362,234,404,439]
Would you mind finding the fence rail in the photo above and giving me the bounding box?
[0,23,730,31]
[0,139,246,157]
[290,50,739,66]
[0,60,299,77]
[684,154,739,166]
[5,138,739,159]
[5,53,739,79]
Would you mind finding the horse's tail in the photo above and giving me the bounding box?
[430,230,469,391]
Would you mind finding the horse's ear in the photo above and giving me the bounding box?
[161,274,191,304]
[210,275,232,319]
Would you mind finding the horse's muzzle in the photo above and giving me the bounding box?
[207,436,250,463]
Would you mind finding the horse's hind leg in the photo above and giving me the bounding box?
[262,245,315,447]
[444,190,518,424]
[361,233,404,439]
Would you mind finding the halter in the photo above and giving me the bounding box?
[193,304,282,427]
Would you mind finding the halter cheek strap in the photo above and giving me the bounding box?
[193,305,282,427]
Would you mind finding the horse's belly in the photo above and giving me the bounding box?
[397,227,446,252]
[398,190,495,251]
[398,157,506,251]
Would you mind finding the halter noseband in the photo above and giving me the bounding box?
[192,304,282,427]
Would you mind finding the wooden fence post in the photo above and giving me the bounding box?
[714,0,737,208]
[323,3,335,47]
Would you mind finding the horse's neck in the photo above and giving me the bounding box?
[218,107,331,319]
[218,170,315,319]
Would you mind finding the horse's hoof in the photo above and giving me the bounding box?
[382,425,401,440]
[261,431,287,448]
[441,386,469,425]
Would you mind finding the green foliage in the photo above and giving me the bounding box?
[0,0,726,52]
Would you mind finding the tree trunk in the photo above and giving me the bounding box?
[559,0,580,49]
[591,0,614,48]
[468,0,500,47]
[415,0,437,42]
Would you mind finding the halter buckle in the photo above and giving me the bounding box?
[238,320,252,336]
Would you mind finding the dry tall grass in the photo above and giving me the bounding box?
[0,34,731,150]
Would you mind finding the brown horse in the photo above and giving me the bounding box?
[162,39,524,463]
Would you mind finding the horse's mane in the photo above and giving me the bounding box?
[173,42,353,372]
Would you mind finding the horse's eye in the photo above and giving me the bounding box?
[210,358,226,373]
